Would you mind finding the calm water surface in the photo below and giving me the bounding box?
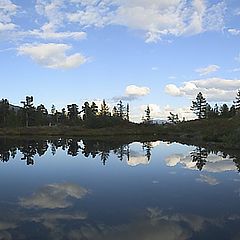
[0,138,240,240]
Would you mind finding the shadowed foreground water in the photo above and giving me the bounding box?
[0,137,240,240]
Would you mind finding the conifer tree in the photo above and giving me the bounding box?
[234,90,240,113]
[190,92,207,119]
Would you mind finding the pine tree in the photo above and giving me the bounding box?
[90,102,98,116]
[234,90,240,113]
[126,103,129,121]
[99,100,110,116]
[144,105,151,123]
[168,112,179,123]
[0,99,10,127]
[190,92,207,119]
[117,100,125,119]
[220,104,229,118]
[21,96,35,127]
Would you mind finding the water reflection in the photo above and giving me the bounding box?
[0,138,240,239]
[165,146,240,173]
[1,138,240,173]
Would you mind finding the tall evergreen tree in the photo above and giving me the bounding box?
[234,89,240,113]
[36,104,48,126]
[21,96,35,127]
[99,100,110,116]
[67,104,79,122]
[90,102,98,116]
[126,103,129,121]
[112,106,118,117]
[117,100,125,119]
[220,104,229,118]
[144,105,151,123]
[168,112,179,123]
[190,92,207,119]
[0,99,10,127]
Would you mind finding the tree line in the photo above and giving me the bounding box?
[190,90,240,120]
[0,97,132,128]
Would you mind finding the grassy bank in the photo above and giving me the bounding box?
[0,117,240,151]
[0,124,159,138]
[158,116,240,150]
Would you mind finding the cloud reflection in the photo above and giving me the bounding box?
[165,153,236,173]
[19,183,88,209]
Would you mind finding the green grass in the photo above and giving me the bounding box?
[1,117,240,150]
[157,116,240,150]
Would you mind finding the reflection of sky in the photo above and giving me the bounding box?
[165,153,236,173]
[0,141,240,239]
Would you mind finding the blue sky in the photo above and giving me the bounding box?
[0,0,240,121]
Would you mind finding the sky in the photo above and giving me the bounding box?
[0,0,240,122]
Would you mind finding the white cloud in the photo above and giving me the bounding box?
[18,43,87,69]
[28,29,87,40]
[139,104,195,121]
[228,28,240,36]
[195,64,220,76]
[165,84,182,96]
[113,85,150,101]
[0,0,227,44]
[41,0,226,43]
[19,183,88,209]
[165,78,240,102]
[126,85,150,97]
[0,0,18,32]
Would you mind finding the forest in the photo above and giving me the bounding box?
[1,89,240,128]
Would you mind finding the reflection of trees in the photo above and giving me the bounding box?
[142,142,152,162]
[190,147,208,171]
[67,139,79,156]
[0,138,135,166]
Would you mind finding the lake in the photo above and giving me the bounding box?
[0,137,240,240]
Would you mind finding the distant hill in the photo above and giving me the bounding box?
[9,104,21,112]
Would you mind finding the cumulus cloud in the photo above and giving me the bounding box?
[126,85,150,97]
[114,85,150,101]
[139,104,195,121]
[19,183,88,209]
[18,43,87,69]
[195,64,220,76]
[165,78,240,102]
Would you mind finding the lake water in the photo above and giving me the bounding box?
[0,137,240,240]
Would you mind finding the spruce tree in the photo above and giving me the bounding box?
[190,92,207,119]
[234,90,240,113]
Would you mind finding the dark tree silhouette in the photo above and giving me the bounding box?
[21,96,35,127]
[117,100,125,119]
[99,100,110,116]
[0,99,10,127]
[191,92,207,119]
[168,112,179,123]
[67,104,79,122]
[190,147,208,171]
[234,90,240,114]
[220,104,229,118]
[143,105,151,123]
